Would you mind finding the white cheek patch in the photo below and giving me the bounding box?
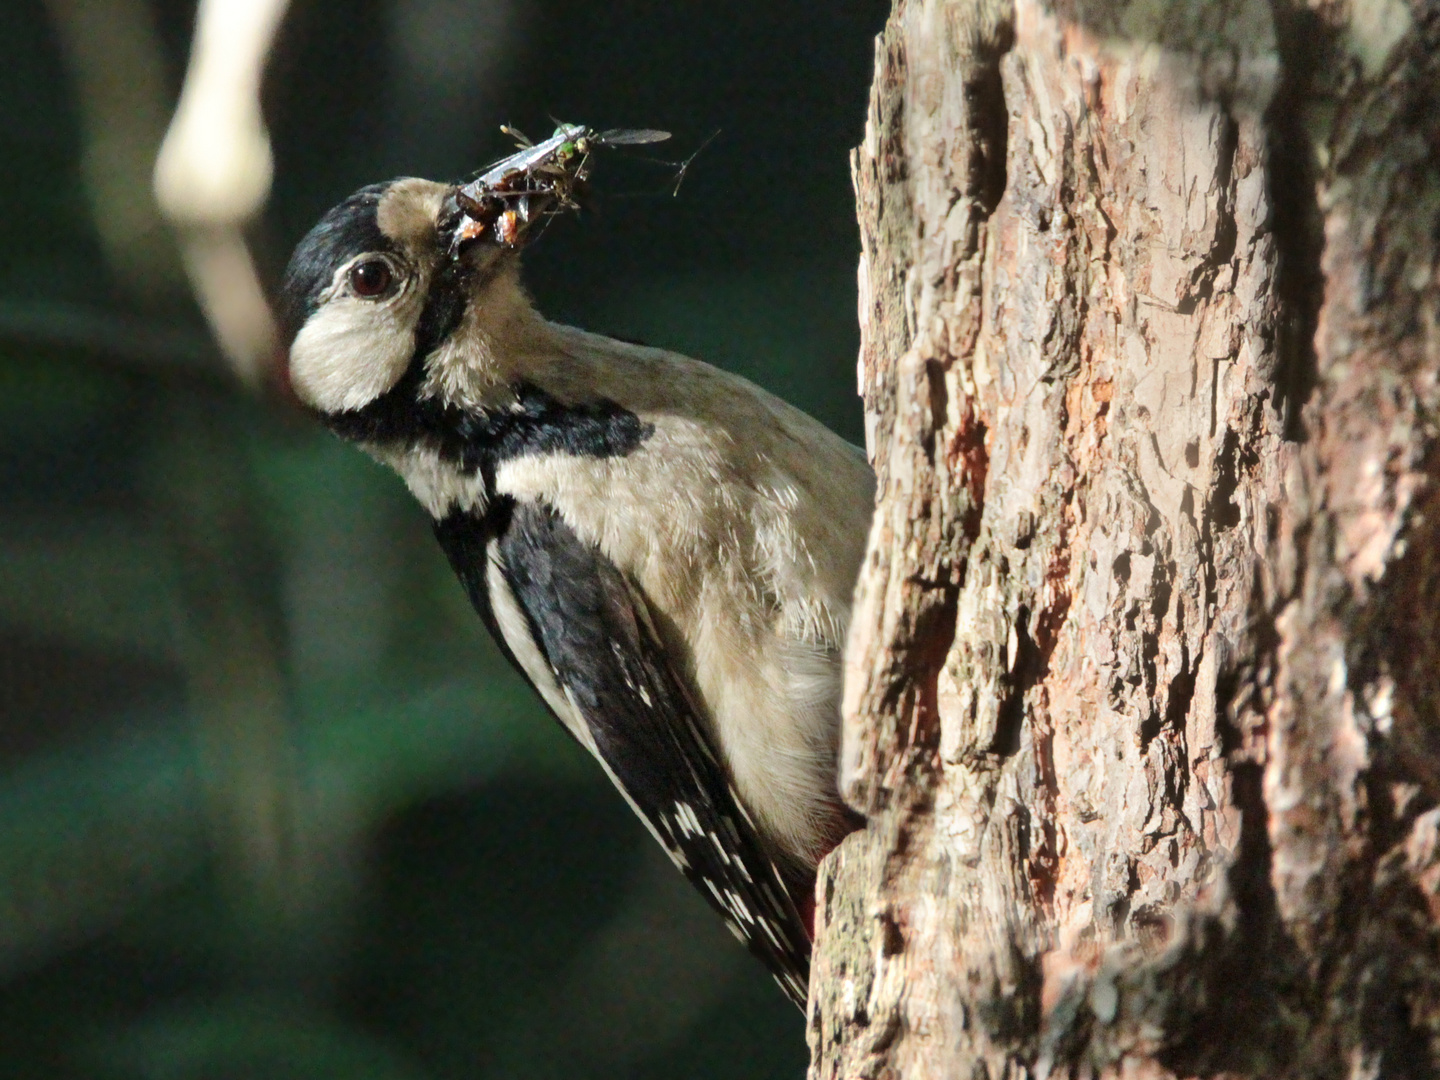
[289,299,416,413]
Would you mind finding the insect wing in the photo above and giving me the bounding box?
[595,128,671,147]
[476,126,585,188]
[451,122,671,255]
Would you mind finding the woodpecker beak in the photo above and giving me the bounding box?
[440,188,480,255]
[446,183,556,258]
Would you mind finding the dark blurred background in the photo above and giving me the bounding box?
[0,1,885,1075]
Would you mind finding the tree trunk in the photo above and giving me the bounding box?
[810,0,1440,1075]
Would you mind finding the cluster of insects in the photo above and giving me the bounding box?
[452,123,672,251]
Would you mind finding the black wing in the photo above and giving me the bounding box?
[451,498,812,1007]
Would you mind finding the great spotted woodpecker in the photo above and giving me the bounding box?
[280,177,873,1007]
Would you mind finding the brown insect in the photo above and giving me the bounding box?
[450,123,671,252]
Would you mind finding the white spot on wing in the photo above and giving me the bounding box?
[758,916,782,948]
[674,802,702,838]
[777,972,807,1003]
[616,651,653,708]
[708,830,732,865]
[727,890,753,924]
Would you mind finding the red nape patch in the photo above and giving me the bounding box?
[799,892,817,941]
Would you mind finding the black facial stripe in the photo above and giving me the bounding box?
[412,255,471,361]
[435,382,654,479]
[280,182,396,339]
[327,375,654,493]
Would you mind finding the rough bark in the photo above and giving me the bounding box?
[810,0,1440,1076]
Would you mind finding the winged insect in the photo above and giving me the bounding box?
[451,123,671,252]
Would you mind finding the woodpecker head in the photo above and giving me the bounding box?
[280,177,533,422]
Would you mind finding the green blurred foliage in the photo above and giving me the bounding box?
[0,0,886,1075]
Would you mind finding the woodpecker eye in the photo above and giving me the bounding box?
[348,258,395,298]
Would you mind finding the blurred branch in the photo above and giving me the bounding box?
[40,0,306,964]
[147,388,307,937]
[154,0,290,389]
[168,228,281,391]
[153,0,287,226]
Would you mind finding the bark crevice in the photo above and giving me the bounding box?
[1264,0,1328,442]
